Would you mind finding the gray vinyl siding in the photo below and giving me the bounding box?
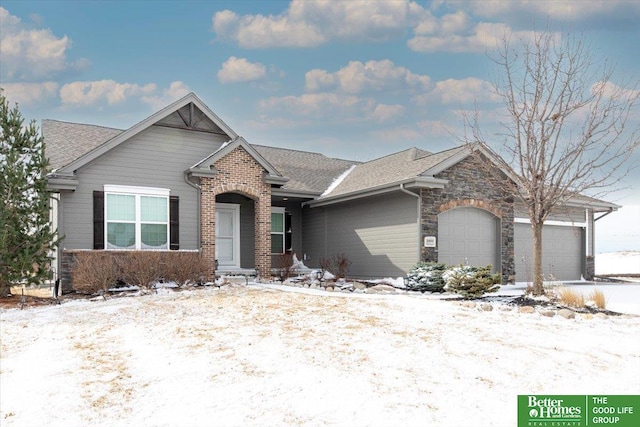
[514,201,586,223]
[60,125,227,250]
[302,192,419,278]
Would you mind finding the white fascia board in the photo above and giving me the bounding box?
[514,217,587,228]
[563,198,620,211]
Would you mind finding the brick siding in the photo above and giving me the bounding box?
[200,146,272,280]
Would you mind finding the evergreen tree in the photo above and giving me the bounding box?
[0,92,59,295]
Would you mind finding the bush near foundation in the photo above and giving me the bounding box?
[118,251,164,290]
[71,251,120,295]
[71,251,208,294]
[443,265,501,299]
[406,262,447,293]
[165,252,209,287]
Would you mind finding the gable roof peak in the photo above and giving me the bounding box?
[55,92,239,173]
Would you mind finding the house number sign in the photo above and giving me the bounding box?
[424,236,436,247]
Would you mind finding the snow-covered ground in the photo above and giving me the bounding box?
[1,284,639,427]
[595,251,640,276]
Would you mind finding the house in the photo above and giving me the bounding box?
[44,93,618,289]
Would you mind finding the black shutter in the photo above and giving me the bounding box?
[93,191,104,249]
[169,196,179,250]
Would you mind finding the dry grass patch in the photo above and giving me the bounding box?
[556,287,585,308]
[588,289,607,309]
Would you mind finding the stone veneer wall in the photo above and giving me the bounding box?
[585,256,595,281]
[200,146,272,281]
[420,156,515,283]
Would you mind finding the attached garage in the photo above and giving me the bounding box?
[514,222,584,282]
[438,208,500,271]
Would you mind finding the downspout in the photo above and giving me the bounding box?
[400,183,422,264]
[184,174,202,250]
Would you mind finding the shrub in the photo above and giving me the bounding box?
[406,262,447,293]
[72,251,211,293]
[118,251,164,290]
[319,257,332,278]
[71,252,119,295]
[556,287,585,308]
[274,252,294,280]
[443,264,501,299]
[334,253,351,279]
[165,252,209,287]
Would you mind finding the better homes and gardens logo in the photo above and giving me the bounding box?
[518,395,639,427]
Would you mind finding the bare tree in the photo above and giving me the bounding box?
[465,31,640,295]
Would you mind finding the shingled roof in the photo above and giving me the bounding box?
[42,117,470,197]
[254,145,359,194]
[323,146,467,198]
[43,120,123,170]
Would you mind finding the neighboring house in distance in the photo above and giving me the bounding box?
[44,93,618,290]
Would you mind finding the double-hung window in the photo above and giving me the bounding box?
[271,207,285,254]
[271,207,293,254]
[104,185,170,250]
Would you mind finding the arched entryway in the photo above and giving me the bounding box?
[438,207,500,270]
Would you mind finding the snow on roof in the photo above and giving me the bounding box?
[321,164,356,197]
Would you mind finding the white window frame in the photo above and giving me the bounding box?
[104,185,170,250]
[271,207,286,254]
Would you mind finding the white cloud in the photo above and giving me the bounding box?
[217,57,267,83]
[370,104,405,122]
[60,80,157,106]
[141,81,191,110]
[258,92,403,123]
[591,81,640,101]
[0,7,86,80]
[415,77,500,105]
[305,60,431,94]
[259,93,371,117]
[1,82,59,106]
[442,0,640,24]
[212,0,424,48]
[409,21,538,53]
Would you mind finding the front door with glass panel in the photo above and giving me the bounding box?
[215,203,240,268]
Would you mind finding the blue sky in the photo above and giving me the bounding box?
[1,0,639,251]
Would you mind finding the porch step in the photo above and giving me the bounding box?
[215,269,258,284]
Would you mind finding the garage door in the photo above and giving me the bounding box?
[438,208,499,270]
[514,223,583,282]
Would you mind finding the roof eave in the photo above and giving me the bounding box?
[265,175,289,186]
[46,174,79,191]
[271,188,321,199]
[306,177,448,207]
[564,198,621,211]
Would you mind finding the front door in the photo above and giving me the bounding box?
[215,203,240,268]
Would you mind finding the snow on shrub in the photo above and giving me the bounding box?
[443,264,500,299]
[406,262,447,293]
